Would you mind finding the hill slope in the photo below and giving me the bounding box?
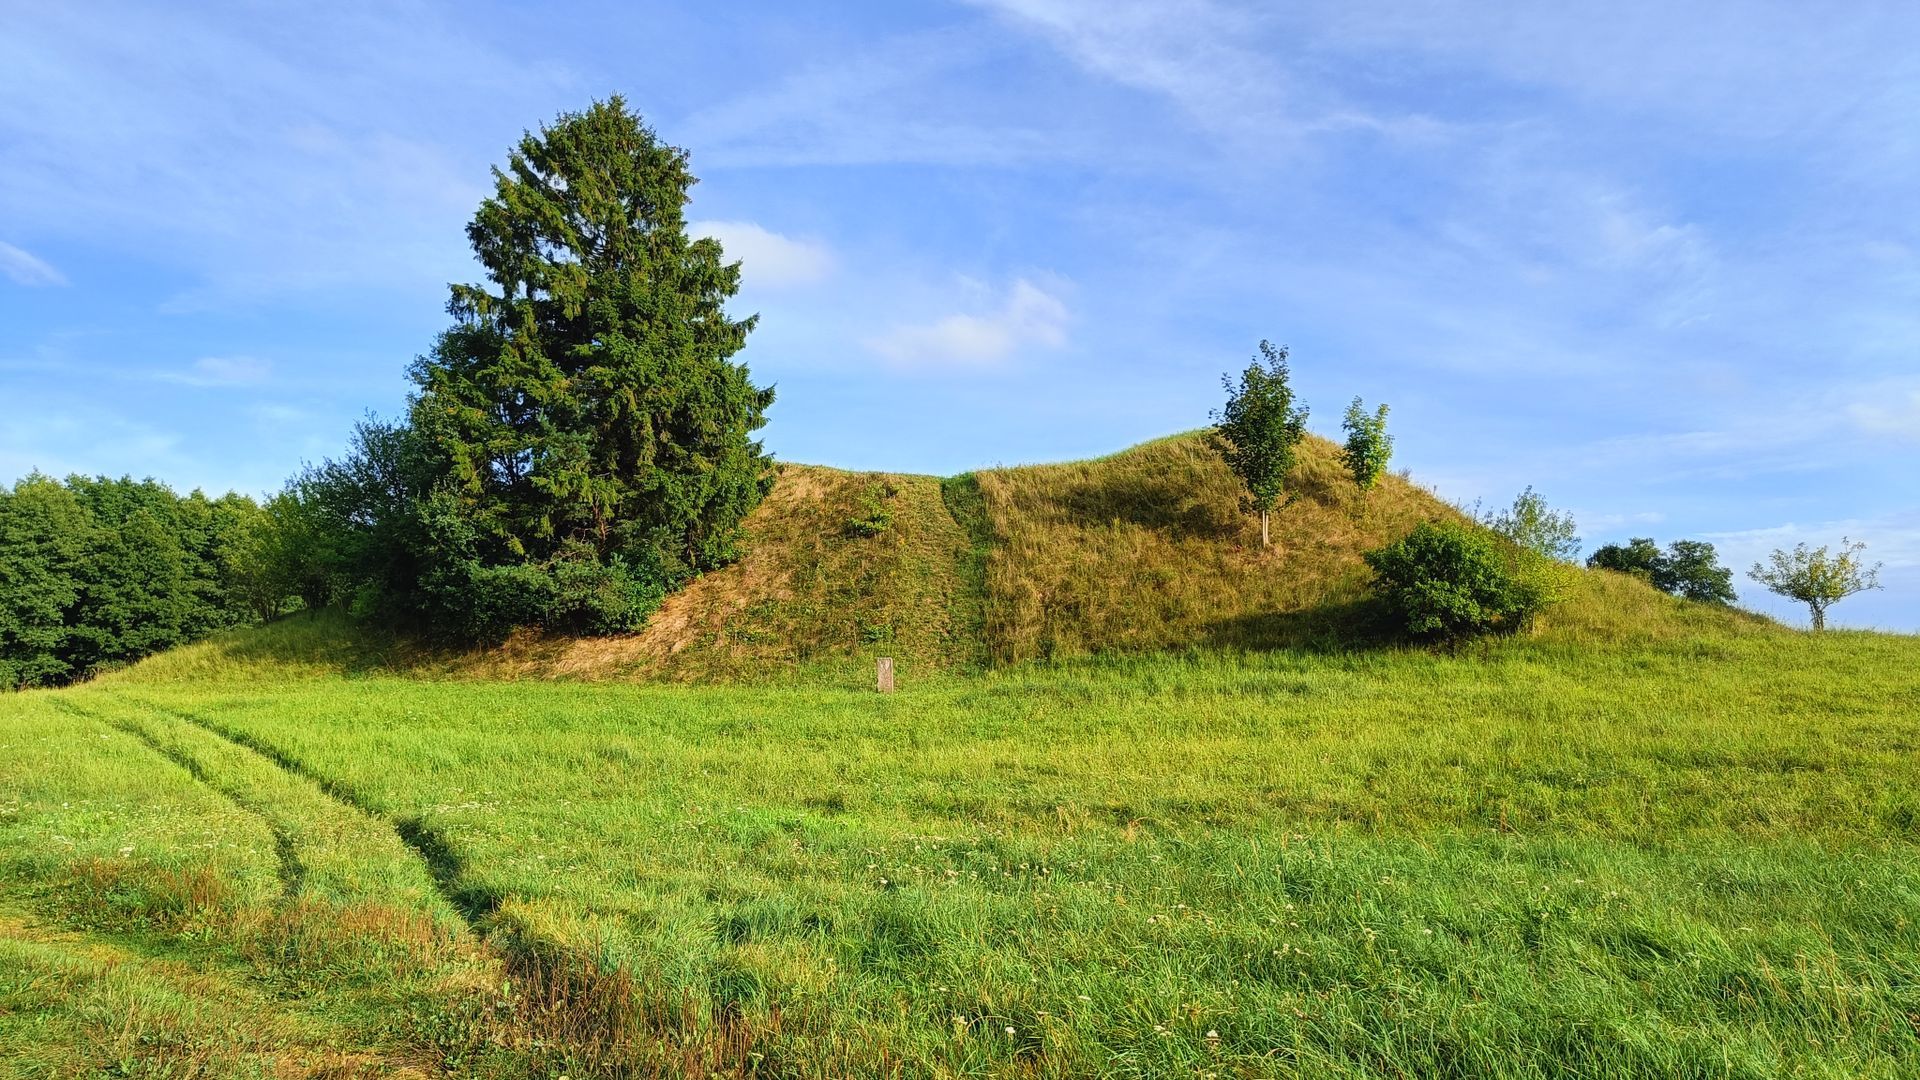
[118,431,1770,685]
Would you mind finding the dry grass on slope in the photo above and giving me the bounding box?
[435,463,984,683]
[975,432,1457,663]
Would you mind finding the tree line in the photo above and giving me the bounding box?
[0,475,277,687]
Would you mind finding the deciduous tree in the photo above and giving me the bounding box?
[1482,487,1580,562]
[1749,538,1881,631]
[1340,397,1392,492]
[1211,341,1308,547]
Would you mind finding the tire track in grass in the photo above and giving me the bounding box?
[48,697,307,903]
[115,693,502,927]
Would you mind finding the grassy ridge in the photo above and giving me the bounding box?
[6,624,1918,1076]
[976,433,1454,662]
[113,431,1761,688]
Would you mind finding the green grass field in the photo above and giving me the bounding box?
[5,615,1918,1077]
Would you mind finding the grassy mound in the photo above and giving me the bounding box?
[976,432,1453,662]
[109,430,1771,687]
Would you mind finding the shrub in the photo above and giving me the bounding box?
[1587,537,1662,580]
[845,480,897,538]
[1654,539,1736,605]
[1364,521,1547,640]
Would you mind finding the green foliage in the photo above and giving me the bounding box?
[0,474,89,688]
[1210,341,1308,543]
[284,97,776,643]
[1364,521,1547,639]
[409,96,773,585]
[1588,537,1737,605]
[1340,396,1392,491]
[1480,485,1580,561]
[1749,537,1882,631]
[0,474,275,688]
[1654,539,1736,604]
[1587,536,1662,579]
[844,479,896,538]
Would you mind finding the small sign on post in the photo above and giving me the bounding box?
[876,656,895,693]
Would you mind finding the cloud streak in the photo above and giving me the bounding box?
[867,279,1069,370]
[0,241,66,286]
[691,220,835,288]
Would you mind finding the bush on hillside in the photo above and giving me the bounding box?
[1340,396,1393,492]
[845,479,897,538]
[1589,537,1736,605]
[1364,521,1548,640]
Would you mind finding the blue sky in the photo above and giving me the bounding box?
[3,1,1916,630]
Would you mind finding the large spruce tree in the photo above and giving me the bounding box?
[403,97,774,637]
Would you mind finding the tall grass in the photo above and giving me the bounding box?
[977,433,1457,662]
[8,621,1915,1077]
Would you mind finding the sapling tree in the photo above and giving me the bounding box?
[1482,487,1580,562]
[1341,397,1392,492]
[1211,341,1308,547]
[1749,538,1882,631]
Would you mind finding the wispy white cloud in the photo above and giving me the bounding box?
[160,356,272,388]
[0,409,186,485]
[1849,384,1920,442]
[681,25,1074,169]
[963,0,1445,151]
[1579,509,1666,532]
[0,4,564,309]
[1704,516,1920,571]
[690,220,834,288]
[0,240,66,286]
[867,278,1070,369]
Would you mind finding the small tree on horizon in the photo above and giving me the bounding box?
[1211,341,1308,547]
[1482,487,1581,562]
[1588,536,1736,605]
[1749,538,1882,631]
[1340,396,1392,492]
[1655,539,1737,605]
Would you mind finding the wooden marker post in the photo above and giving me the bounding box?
[877,657,895,693]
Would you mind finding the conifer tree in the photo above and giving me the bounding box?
[404,96,775,635]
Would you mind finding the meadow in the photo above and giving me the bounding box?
[4,615,1918,1078]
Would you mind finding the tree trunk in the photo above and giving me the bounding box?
[1810,603,1825,632]
[1260,509,1270,547]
